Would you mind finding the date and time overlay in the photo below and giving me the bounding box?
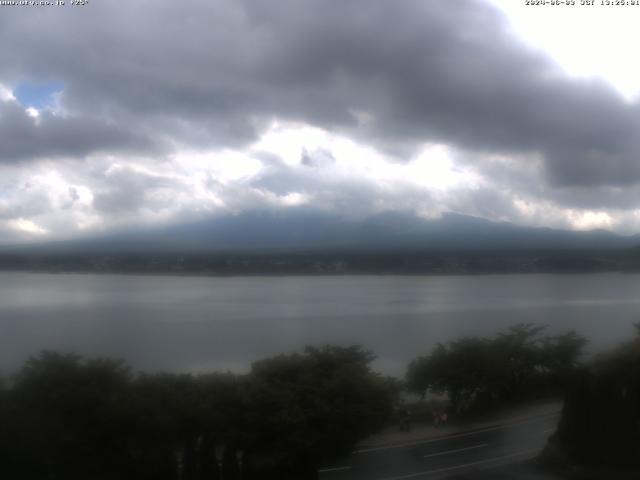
[0,0,88,6]
[1,0,639,8]
[526,0,640,6]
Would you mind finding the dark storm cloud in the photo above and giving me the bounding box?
[236,0,640,187]
[0,100,153,163]
[2,0,640,193]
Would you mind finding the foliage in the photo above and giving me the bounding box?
[548,327,640,468]
[406,324,587,414]
[2,352,134,479]
[243,346,393,477]
[0,346,395,480]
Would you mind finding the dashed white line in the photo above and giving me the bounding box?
[423,443,488,458]
[376,448,539,480]
[318,465,353,473]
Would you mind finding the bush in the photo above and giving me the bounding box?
[406,324,586,415]
[0,346,395,480]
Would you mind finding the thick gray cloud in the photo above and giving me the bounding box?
[0,100,154,163]
[1,0,638,188]
[2,0,640,240]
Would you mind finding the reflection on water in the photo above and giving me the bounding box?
[1,272,639,375]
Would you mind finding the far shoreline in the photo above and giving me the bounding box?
[0,267,638,279]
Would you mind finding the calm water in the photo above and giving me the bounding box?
[1,272,640,376]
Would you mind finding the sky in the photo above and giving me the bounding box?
[2,0,640,243]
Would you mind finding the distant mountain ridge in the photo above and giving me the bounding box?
[5,210,640,255]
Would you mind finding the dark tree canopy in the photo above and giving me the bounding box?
[0,346,395,480]
[546,331,640,470]
[406,324,587,414]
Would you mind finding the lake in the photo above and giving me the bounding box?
[1,272,639,376]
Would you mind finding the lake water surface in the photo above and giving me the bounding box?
[1,272,640,376]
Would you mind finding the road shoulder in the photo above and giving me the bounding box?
[357,400,562,451]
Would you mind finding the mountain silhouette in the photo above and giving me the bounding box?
[7,210,639,254]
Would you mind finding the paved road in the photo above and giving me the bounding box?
[318,412,560,480]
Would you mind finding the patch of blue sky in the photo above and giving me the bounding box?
[13,81,64,110]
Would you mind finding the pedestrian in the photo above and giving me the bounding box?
[440,411,448,426]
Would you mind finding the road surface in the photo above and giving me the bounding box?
[319,411,560,480]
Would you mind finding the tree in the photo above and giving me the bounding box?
[544,329,640,471]
[243,345,394,479]
[6,351,134,480]
[1,346,395,480]
[407,324,587,414]
[408,337,509,412]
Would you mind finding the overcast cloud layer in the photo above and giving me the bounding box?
[1,0,640,242]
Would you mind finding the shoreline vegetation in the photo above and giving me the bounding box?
[540,326,640,478]
[2,248,640,277]
[0,323,604,480]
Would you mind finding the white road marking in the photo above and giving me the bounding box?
[423,443,488,458]
[377,449,539,480]
[354,412,559,454]
[318,466,353,473]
